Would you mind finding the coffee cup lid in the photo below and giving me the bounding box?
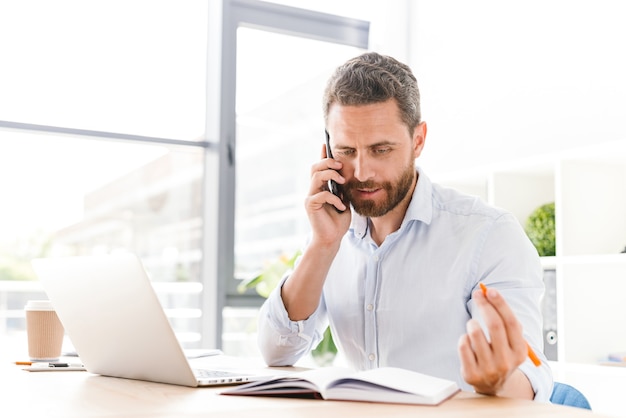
[24,300,55,311]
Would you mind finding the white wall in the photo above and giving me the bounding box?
[408,0,626,176]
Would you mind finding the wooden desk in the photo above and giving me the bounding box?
[0,334,603,418]
[1,360,604,418]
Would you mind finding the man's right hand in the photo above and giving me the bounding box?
[305,145,351,247]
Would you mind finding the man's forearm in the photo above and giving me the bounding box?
[281,243,338,320]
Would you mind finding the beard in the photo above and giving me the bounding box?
[343,161,416,218]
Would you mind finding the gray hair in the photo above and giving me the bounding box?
[323,52,421,134]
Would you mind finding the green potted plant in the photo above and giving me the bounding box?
[238,250,337,366]
[525,202,556,257]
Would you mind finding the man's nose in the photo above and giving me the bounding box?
[353,154,374,182]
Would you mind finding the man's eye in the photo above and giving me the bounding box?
[374,148,391,154]
[339,149,355,156]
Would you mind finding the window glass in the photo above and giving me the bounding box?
[0,132,204,346]
[224,27,364,358]
[0,0,207,140]
[234,27,363,280]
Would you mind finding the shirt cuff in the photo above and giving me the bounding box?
[258,275,325,365]
[519,359,554,402]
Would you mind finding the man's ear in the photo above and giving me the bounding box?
[413,122,427,158]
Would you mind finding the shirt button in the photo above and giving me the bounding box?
[373,255,379,261]
[366,304,373,311]
[368,354,376,361]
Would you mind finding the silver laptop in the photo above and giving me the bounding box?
[31,253,276,387]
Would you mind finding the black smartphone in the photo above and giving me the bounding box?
[324,130,345,212]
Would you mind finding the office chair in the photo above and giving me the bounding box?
[550,382,591,410]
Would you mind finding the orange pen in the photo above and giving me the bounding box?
[479,283,542,367]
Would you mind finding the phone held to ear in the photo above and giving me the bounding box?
[325,130,345,213]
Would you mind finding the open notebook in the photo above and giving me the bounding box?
[31,253,278,387]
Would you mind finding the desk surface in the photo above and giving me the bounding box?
[1,338,602,418]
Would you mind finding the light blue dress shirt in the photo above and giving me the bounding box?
[257,167,554,401]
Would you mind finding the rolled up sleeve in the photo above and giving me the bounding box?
[257,275,328,366]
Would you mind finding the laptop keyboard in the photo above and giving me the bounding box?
[193,368,252,384]
[193,369,243,378]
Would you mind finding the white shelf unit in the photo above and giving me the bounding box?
[433,139,626,366]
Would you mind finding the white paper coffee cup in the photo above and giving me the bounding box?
[25,300,64,361]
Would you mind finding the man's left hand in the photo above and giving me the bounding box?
[457,286,534,399]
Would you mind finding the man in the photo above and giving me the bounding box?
[257,52,553,400]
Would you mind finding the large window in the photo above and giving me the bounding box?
[0,0,373,356]
[0,0,210,348]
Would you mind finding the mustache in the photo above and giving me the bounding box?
[344,180,383,190]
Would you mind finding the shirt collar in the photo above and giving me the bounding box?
[350,166,433,239]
